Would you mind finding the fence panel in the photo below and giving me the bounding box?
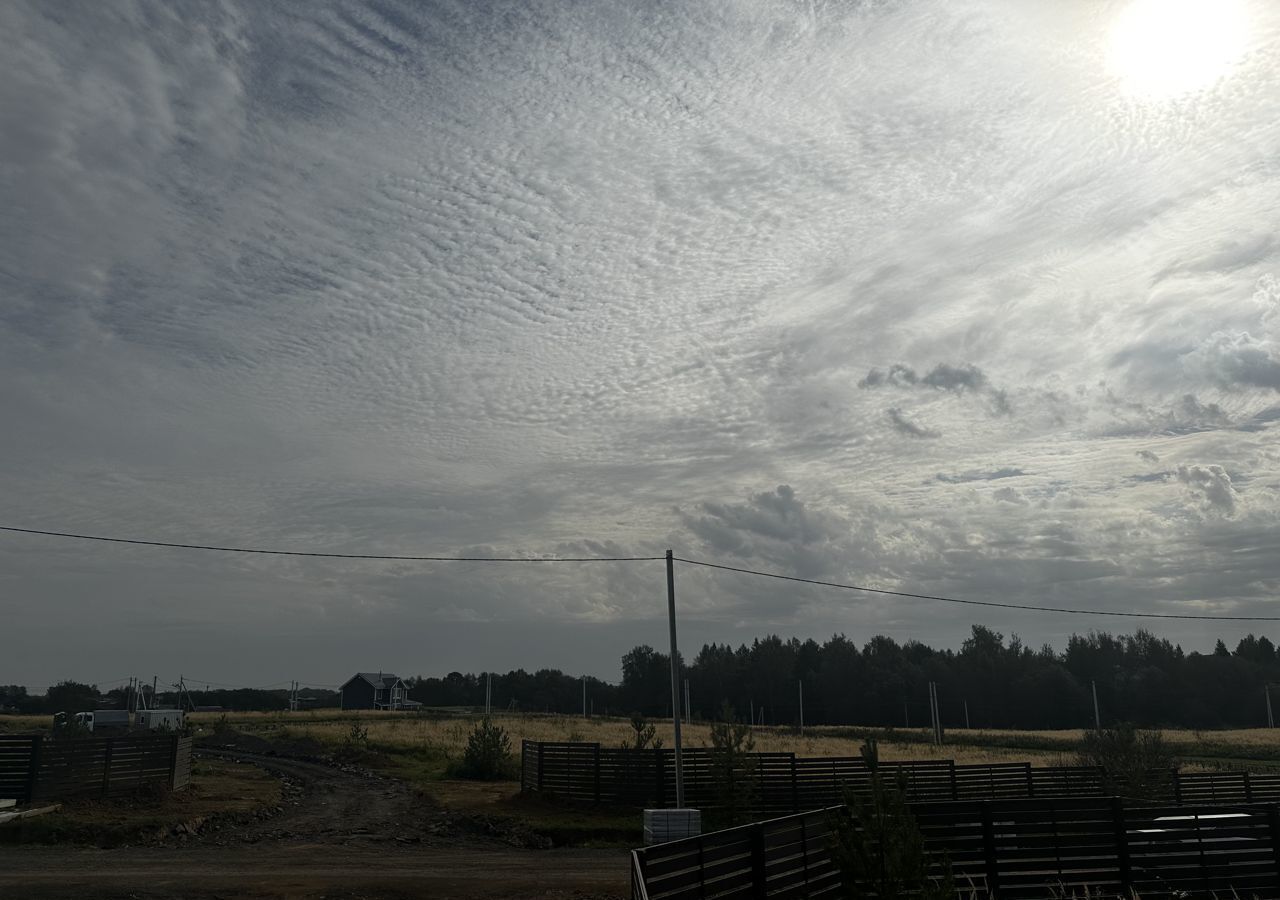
[633,797,1280,900]
[0,733,189,803]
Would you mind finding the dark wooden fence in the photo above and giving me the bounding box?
[524,741,1280,817]
[632,796,1280,899]
[0,733,193,804]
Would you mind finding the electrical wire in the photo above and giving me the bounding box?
[673,556,1280,621]
[0,526,662,562]
[4,523,1274,621]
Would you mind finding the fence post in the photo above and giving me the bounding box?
[656,748,666,807]
[1173,770,1183,805]
[949,760,958,800]
[1246,771,1255,803]
[981,801,1000,898]
[1112,796,1132,895]
[25,735,41,804]
[1266,804,1280,895]
[169,735,180,790]
[1025,762,1034,798]
[537,742,545,792]
[101,737,115,798]
[791,754,799,813]
[750,822,768,899]
[593,743,601,804]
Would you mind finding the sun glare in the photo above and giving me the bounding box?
[1107,0,1248,99]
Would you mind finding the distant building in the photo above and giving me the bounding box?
[340,672,407,710]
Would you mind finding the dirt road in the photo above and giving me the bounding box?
[0,747,629,900]
[0,845,628,899]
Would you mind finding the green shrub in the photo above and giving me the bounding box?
[1077,723,1175,801]
[455,717,514,780]
[624,713,662,751]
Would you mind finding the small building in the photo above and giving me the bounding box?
[340,672,407,710]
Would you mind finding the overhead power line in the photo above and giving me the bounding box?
[3,524,1275,621]
[0,526,661,562]
[673,557,1280,622]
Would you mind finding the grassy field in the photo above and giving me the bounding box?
[183,710,1280,768]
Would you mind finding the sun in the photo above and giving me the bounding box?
[1106,0,1248,99]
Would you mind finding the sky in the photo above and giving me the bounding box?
[3,0,1280,692]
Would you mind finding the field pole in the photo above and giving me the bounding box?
[1267,684,1274,728]
[665,550,685,808]
[964,700,970,730]
[798,680,804,733]
[1092,680,1101,730]
[683,678,691,721]
[582,675,587,719]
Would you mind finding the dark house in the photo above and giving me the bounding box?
[340,672,406,710]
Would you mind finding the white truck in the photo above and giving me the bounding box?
[136,708,185,731]
[70,710,131,733]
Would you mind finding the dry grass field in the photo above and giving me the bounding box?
[10,709,1280,770]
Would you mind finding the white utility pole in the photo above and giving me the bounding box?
[1092,680,1101,730]
[798,680,804,733]
[683,679,691,721]
[1267,684,1275,729]
[964,700,971,730]
[665,550,685,808]
[582,675,587,718]
[486,672,493,717]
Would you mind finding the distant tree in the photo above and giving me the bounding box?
[0,685,29,712]
[1214,639,1230,657]
[44,681,99,714]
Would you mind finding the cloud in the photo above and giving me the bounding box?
[1136,450,1160,464]
[886,407,941,439]
[935,468,1026,484]
[1176,464,1239,516]
[5,0,1280,684]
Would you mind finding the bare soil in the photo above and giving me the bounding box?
[0,742,628,900]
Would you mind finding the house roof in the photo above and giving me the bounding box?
[343,672,401,690]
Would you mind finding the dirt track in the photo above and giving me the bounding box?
[0,749,628,900]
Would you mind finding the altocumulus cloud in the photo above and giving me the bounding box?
[3,0,1280,685]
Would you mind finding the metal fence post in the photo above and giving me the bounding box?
[101,737,114,798]
[791,754,799,813]
[1112,796,1132,895]
[593,743,601,804]
[25,735,41,804]
[1267,804,1280,895]
[750,822,768,899]
[169,735,180,790]
[981,801,1000,898]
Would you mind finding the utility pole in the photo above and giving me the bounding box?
[964,700,971,730]
[486,672,492,717]
[798,680,804,733]
[904,699,909,729]
[582,675,587,719]
[929,682,942,745]
[1091,680,1101,730]
[683,678,691,722]
[1266,684,1275,729]
[749,698,754,726]
[665,550,685,808]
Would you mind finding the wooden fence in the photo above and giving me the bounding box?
[632,796,1280,899]
[524,741,1280,816]
[0,733,193,804]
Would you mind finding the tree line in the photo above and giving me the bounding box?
[405,627,1280,730]
[7,626,1280,729]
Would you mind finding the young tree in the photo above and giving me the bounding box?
[707,702,757,827]
[829,739,955,899]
